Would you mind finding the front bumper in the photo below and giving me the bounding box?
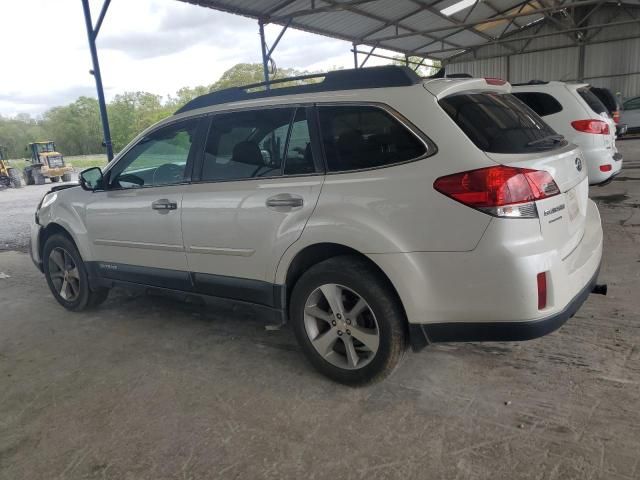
[30,223,43,272]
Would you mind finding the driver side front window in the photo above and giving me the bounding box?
[109,119,198,189]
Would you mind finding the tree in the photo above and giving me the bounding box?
[391,55,440,77]
[0,62,327,158]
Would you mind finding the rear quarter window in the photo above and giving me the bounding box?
[577,87,608,115]
[512,92,563,116]
[439,92,564,154]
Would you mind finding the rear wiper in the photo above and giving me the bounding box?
[527,134,564,147]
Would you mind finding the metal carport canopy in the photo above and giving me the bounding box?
[81,0,640,161]
[176,0,615,60]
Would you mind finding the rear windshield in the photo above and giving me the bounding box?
[577,87,608,115]
[439,92,564,154]
[590,87,620,113]
[512,92,563,117]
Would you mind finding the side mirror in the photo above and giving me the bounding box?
[79,167,104,191]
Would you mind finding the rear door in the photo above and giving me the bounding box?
[180,106,323,306]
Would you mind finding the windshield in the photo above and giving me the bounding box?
[439,92,565,154]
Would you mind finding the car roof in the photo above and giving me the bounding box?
[175,66,422,115]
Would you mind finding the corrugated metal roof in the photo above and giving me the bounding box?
[177,0,640,61]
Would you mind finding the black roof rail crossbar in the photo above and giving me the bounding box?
[511,80,549,86]
[175,66,422,115]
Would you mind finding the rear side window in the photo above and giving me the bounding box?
[512,92,562,117]
[440,93,563,154]
[577,87,608,115]
[318,105,426,172]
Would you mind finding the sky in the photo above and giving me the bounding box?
[0,0,400,117]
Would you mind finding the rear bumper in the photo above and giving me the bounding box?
[411,263,599,345]
[583,147,623,185]
[370,199,603,349]
[616,124,628,137]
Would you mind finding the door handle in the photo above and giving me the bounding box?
[266,194,304,209]
[152,199,178,211]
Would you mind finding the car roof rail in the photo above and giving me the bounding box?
[175,65,422,115]
[512,79,549,86]
[446,73,473,78]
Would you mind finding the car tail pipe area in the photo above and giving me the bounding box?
[592,284,608,295]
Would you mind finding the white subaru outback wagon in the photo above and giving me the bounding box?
[31,66,604,385]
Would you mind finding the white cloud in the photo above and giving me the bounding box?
[0,0,396,117]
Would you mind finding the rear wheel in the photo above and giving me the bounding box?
[8,168,23,188]
[50,176,59,183]
[61,173,72,182]
[290,256,407,385]
[43,234,109,311]
[33,168,45,185]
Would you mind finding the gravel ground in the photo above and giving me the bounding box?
[0,174,77,252]
[0,143,638,479]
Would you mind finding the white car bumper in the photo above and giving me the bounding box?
[584,147,623,185]
[369,199,603,347]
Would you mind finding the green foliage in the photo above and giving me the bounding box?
[391,55,441,77]
[0,62,329,159]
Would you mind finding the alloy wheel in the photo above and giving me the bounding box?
[48,247,81,302]
[303,283,380,370]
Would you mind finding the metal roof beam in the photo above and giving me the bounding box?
[406,0,519,52]
[269,0,381,21]
[359,6,427,40]
[410,0,537,55]
[303,0,468,49]
[372,0,606,41]
[416,17,640,55]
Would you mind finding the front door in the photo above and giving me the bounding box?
[180,107,323,307]
[85,118,201,289]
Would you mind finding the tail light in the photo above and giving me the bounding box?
[612,111,620,124]
[600,164,612,172]
[571,119,610,135]
[485,77,507,86]
[537,272,547,309]
[434,166,560,218]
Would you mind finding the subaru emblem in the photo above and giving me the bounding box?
[575,157,583,172]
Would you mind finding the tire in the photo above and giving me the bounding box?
[290,255,407,385]
[50,176,60,183]
[33,169,45,185]
[43,234,109,311]
[8,168,23,188]
[62,173,72,182]
[25,168,34,185]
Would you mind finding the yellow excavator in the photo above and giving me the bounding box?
[24,141,73,185]
[0,145,23,189]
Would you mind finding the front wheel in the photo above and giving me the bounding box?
[43,234,109,311]
[290,256,407,385]
[61,173,72,182]
[50,176,59,183]
[8,168,23,188]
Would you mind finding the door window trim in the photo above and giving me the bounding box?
[190,104,325,185]
[102,116,208,192]
[314,101,438,176]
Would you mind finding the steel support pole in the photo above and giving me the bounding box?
[353,43,358,68]
[81,0,113,161]
[259,20,270,89]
